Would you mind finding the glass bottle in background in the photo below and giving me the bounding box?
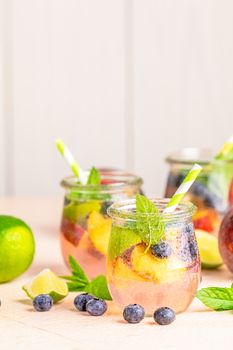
[165,148,233,235]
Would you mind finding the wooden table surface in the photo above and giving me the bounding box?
[0,197,233,350]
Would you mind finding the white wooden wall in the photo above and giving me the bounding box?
[1,0,233,197]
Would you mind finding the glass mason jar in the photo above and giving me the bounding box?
[107,199,200,315]
[165,148,233,235]
[60,170,143,278]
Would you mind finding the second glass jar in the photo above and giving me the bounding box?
[60,170,143,278]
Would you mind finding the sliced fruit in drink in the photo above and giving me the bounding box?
[61,219,85,246]
[78,231,91,250]
[131,244,186,283]
[108,227,142,260]
[78,230,102,258]
[63,201,101,223]
[193,209,219,233]
[196,229,223,269]
[109,257,145,284]
[23,269,68,303]
[87,212,112,255]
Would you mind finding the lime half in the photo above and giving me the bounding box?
[23,269,68,303]
[196,229,223,269]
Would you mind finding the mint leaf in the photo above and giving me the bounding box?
[68,256,89,284]
[60,275,88,284]
[196,287,233,310]
[136,194,158,214]
[62,256,112,300]
[136,194,165,247]
[87,167,100,185]
[85,275,112,300]
[68,167,113,201]
[68,167,111,201]
[67,282,88,292]
[108,226,142,260]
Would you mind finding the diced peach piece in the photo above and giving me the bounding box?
[131,244,186,284]
[87,212,112,255]
[114,258,145,281]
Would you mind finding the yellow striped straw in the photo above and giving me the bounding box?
[56,139,87,184]
[215,134,233,160]
[164,163,202,213]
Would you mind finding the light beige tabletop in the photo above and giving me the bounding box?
[0,197,232,350]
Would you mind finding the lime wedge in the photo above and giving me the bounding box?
[196,229,223,269]
[23,269,68,303]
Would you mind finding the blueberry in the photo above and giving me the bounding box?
[191,182,206,196]
[151,242,172,259]
[191,182,222,210]
[174,173,186,187]
[203,192,222,210]
[180,235,198,263]
[188,240,198,260]
[86,298,107,316]
[74,293,94,312]
[154,307,175,325]
[33,294,53,312]
[179,241,190,262]
[123,304,145,324]
[102,201,113,215]
[185,222,195,235]
[166,173,185,189]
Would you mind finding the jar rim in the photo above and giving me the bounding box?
[60,170,143,194]
[166,147,233,165]
[107,198,196,222]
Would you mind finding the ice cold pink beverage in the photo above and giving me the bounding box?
[107,199,200,314]
[60,201,111,278]
[60,171,143,278]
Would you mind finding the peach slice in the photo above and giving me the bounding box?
[87,212,112,255]
[131,244,186,284]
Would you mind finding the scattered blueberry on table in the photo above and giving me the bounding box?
[33,294,53,312]
[153,307,176,325]
[86,298,107,316]
[74,293,94,312]
[123,304,145,324]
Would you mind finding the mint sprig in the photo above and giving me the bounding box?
[87,167,101,185]
[85,275,112,300]
[61,256,112,300]
[136,194,165,248]
[68,255,89,283]
[69,167,111,201]
[196,285,233,310]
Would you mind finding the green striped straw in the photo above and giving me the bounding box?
[215,134,233,160]
[56,139,87,184]
[164,163,202,213]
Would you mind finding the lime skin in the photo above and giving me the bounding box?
[0,215,35,283]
